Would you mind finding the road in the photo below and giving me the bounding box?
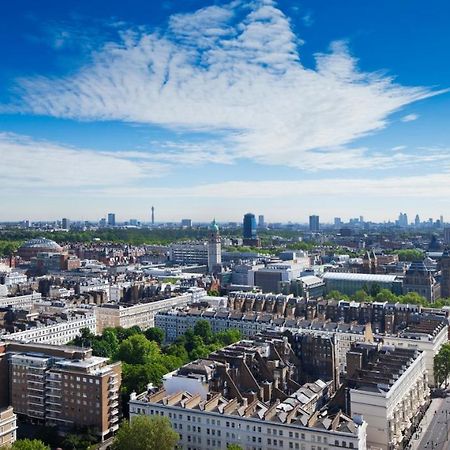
[416,396,450,449]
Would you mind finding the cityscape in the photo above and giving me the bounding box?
[1,1,450,450]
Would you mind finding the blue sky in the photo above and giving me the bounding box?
[1,0,449,223]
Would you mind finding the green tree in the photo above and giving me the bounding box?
[144,327,165,345]
[434,343,450,386]
[8,439,50,450]
[193,320,213,344]
[227,445,244,450]
[351,290,373,303]
[325,290,349,301]
[112,415,178,450]
[375,289,397,303]
[394,249,424,262]
[118,335,161,365]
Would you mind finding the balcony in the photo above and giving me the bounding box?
[110,416,119,424]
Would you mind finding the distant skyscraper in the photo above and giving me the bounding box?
[397,212,408,227]
[243,213,257,239]
[181,219,192,228]
[207,219,222,274]
[151,206,155,225]
[258,215,265,228]
[107,213,116,227]
[444,227,450,245]
[415,214,420,227]
[334,217,342,227]
[309,215,320,232]
[359,216,364,224]
[61,218,70,230]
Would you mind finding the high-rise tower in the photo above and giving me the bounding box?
[441,248,450,298]
[151,206,155,226]
[208,219,222,274]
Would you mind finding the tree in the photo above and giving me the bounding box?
[351,290,372,303]
[193,320,213,344]
[112,415,178,450]
[227,445,244,450]
[144,327,165,345]
[8,439,50,450]
[434,343,450,386]
[375,289,397,303]
[395,249,424,262]
[118,335,161,365]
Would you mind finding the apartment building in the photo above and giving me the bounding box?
[0,292,42,309]
[130,335,367,450]
[95,293,191,333]
[1,341,121,439]
[347,343,429,450]
[5,312,96,345]
[0,406,17,447]
[169,242,208,265]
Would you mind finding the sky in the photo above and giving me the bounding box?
[1,0,450,223]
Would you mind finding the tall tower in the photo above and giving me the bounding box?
[151,206,155,226]
[309,215,319,232]
[208,219,222,274]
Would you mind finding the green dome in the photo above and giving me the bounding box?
[210,219,219,232]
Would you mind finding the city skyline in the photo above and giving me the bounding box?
[1,0,449,220]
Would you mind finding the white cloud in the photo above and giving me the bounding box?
[401,113,419,122]
[92,169,450,200]
[7,0,442,170]
[0,133,168,189]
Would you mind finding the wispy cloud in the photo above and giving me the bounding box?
[401,113,419,122]
[4,0,443,171]
[0,133,168,189]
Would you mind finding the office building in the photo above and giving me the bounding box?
[169,242,208,265]
[130,335,367,450]
[207,219,221,274]
[347,343,429,450]
[0,342,121,439]
[258,215,265,228]
[107,213,116,227]
[242,213,260,247]
[309,215,319,232]
[61,218,70,230]
[151,206,155,225]
[181,219,192,228]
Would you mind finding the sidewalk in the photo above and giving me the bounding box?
[409,398,444,450]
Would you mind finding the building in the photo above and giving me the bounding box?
[0,292,42,309]
[347,343,429,450]
[323,272,403,296]
[107,213,116,227]
[62,218,70,230]
[381,318,448,385]
[95,293,192,333]
[440,248,450,298]
[444,228,450,245]
[207,219,222,274]
[17,238,63,261]
[309,215,320,232]
[151,206,155,225]
[0,406,17,447]
[5,312,96,346]
[243,213,260,246]
[258,215,265,228]
[403,260,440,302]
[130,335,367,450]
[181,219,192,228]
[169,242,208,265]
[0,272,28,287]
[0,341,121,439]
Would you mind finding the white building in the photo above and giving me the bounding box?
[0,292,42,309]
[0,407,17,447]
[348,344,430,450]
[381,320,448,385]
[0,271,27,287]
[207,219,221,274]
[5,313,96,345]
[95,293,192,333]
[169,242,208,265]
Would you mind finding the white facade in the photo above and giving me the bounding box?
[130,395,367,450]
[0,407,17,447]
[381,324,448,386]
[5,314,96,345]
[95,293,192,333]
[350,351,429,450]
[0,292,42,309]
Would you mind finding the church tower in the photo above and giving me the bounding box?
[208,219,222,274]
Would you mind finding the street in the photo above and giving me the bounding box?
[415,396,450,450]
